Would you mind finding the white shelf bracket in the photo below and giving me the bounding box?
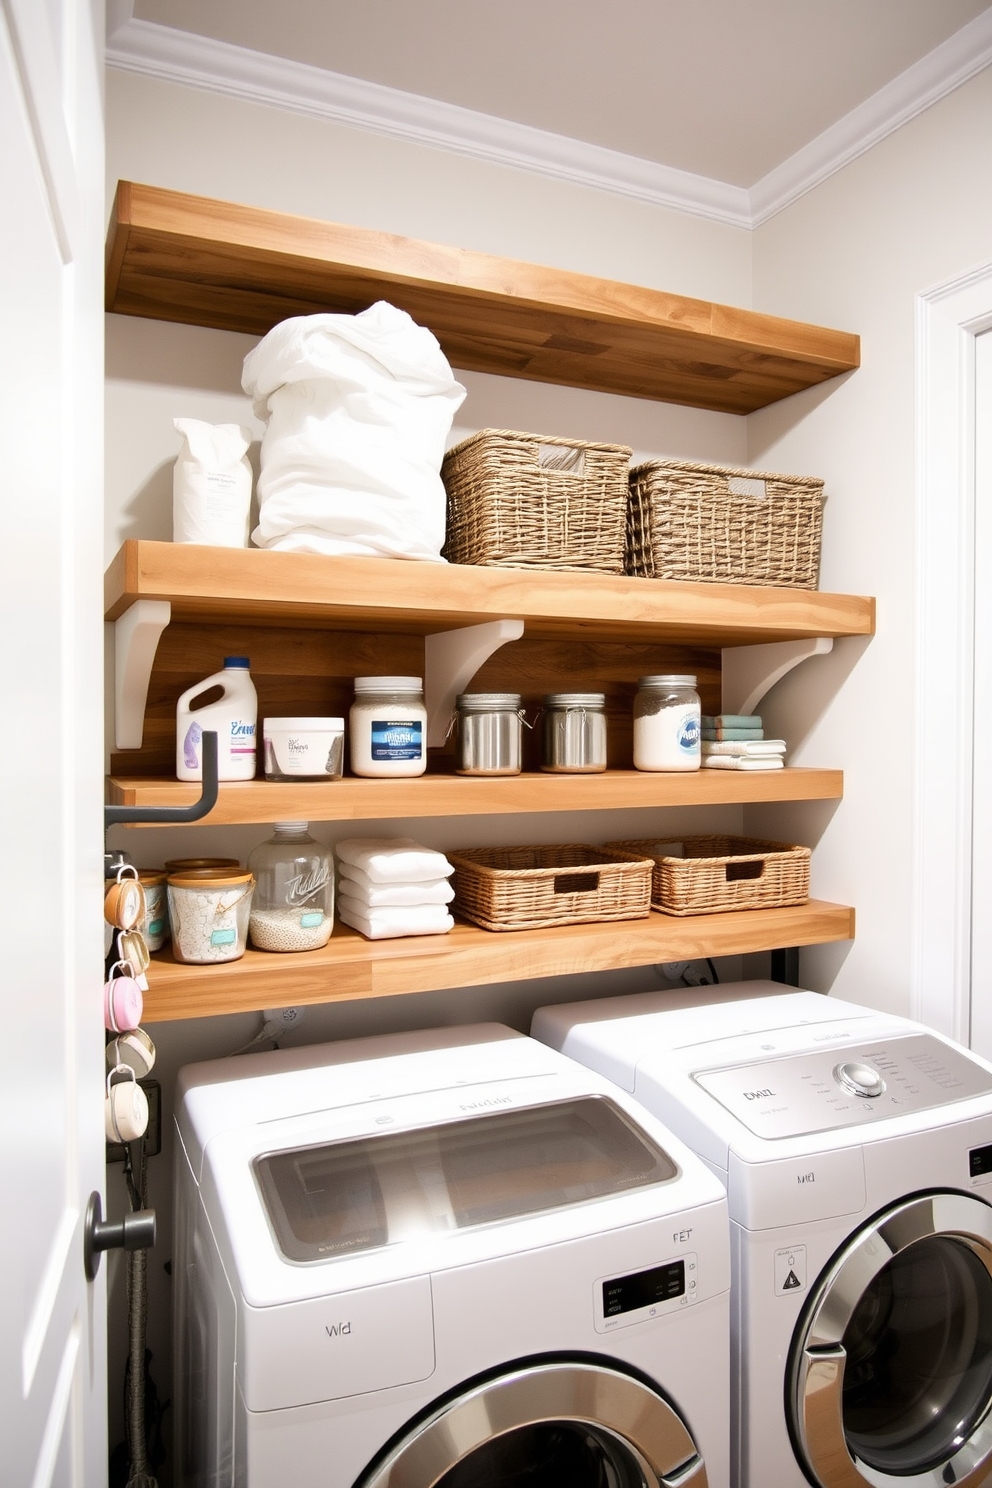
[721,636,833,718]
[425,619,525,747]
[114,599,171,750]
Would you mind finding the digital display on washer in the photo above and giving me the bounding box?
[970,1143,992,1177]
[603,1260,685,1317]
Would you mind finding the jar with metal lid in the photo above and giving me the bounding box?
[349,676,427,778]
[541,693,608,773]
[633,674,701,771]
[455,693,525,775]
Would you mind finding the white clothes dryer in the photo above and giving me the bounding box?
[532,982,992,1488]
[173,1023,731,1488]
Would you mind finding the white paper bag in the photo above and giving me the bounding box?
[242,302,467,562]
[173,419,253,547]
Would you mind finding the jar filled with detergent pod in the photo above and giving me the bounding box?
[176,656,257,781]
[167,867,255,964]
[349,677,427,778]
[541,693,608,773]
[633,675,701,771]
[248,822,334,953]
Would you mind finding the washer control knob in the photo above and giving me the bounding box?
[833,1061,886,1098]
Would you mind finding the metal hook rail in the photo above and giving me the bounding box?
[104,731,219,829]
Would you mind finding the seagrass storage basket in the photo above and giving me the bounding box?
[448,844,653,931]
[442,429,632,573]
[626,459,824,589]
[606,835,810,916]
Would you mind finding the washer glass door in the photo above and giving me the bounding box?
[790,1192,992,1488]
[358,1360,706,1488]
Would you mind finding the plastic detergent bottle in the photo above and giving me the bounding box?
[176,656,258,781]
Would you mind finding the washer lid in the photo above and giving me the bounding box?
[253,1095,679,1263]
[693,1033,992,1139]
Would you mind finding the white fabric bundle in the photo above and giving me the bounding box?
[338,862,454,905]
[173,418,253,546]
[242,302,466,561]
[336,837,454,884]
[337,896,454,940]
[702,756,784,771]
[701,739,787,757]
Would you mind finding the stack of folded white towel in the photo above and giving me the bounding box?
[336,837,456,940]
[701,714,787,771]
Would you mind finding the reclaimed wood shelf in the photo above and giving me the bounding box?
[105,181,860,415]
[142,900,855,1022]
[106,541,875,646]
[107,767,843,826]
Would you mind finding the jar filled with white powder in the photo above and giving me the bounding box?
[633,675,701,771]
[349,677,427,778]
[248,822,334,953]
[167,868,254,963]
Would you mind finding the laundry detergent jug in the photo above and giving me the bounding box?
[176,656,257,781]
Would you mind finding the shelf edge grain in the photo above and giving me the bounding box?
[141,901,855,1021]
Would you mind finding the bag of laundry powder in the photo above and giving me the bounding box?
[172,418,253,547]
[242,302,466,562]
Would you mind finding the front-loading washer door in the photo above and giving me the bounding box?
[357,1360,707,1487]
[788,1191,992,1488]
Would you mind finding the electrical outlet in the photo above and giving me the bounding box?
[262,1006,306,1034]
[656,959,715,986]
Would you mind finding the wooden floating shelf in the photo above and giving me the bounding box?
[142,900,855,1022]
[105,541,875,646]
[107,767,843,826]
[105,181,860,415]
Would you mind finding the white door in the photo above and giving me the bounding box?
[972,330,992,1057]
[0,1,108,1483]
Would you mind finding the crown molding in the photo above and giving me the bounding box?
[106,9,992,232]
[105,17,751,228]
[750,7,992,225]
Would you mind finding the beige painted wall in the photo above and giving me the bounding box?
[746,65,992,1015]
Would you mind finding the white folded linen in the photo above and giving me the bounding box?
[338,895,454,940]
[338,863,455,906]
[702,756,785,770]
[335,836,454,884]
[701,739,787,757]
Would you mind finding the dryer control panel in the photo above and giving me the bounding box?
[692,1034,992,1138]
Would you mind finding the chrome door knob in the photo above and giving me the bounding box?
[83,1191,156,1280]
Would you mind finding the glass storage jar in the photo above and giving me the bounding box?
[167,868,254,964]
[455,693,524,775]
[349,676,427,778]
[541,693,608,773]
[633,674,701,771]
[247,821,334,953]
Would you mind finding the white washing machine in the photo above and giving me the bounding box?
[533,982,992,1488]
[173,1022,731,1488]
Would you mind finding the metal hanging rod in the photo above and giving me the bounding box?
[104,731,219,829]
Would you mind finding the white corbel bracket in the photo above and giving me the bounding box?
[114,599,171,749]
[425,619,525,746]
[721,636,833,718]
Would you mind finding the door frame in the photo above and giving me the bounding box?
[913,259,992,1043]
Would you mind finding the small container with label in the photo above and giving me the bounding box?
[541,693,608,773]
[167,868,254,964]
[248,822,334,953]
[633,675,701,771]
[349,676,427,778]
[263,717,344,781]
[137,869,169,951]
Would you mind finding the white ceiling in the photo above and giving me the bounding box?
[133,0,990,186]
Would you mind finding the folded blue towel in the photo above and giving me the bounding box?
[701,727,764,741]
[702,714,762,729]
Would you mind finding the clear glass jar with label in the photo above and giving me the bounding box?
[633,675,701,771]
[349,676,427,778]
[247,822,334,953]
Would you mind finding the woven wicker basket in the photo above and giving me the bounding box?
[626,459,824,589]
[442,429,632,573]
[606,835,810,916]
[448,844,653,932]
